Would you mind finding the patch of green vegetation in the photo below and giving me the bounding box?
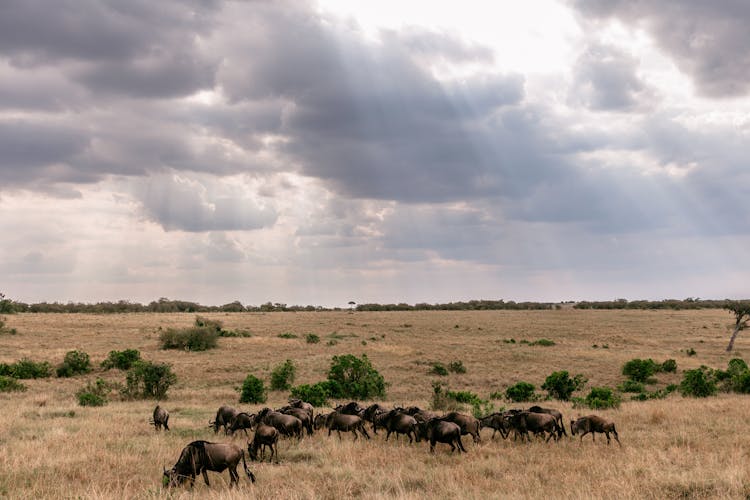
[278,332,298,339]
[101,349,141,370]
[305,333,320,343]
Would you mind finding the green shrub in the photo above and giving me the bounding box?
[449,361,467,374]
[327,354,386,400]
[529,338,556,346]
[715,358,750,393]
[270,359,296,391]
[489,390,505,400]
[7,358,53,379]
[160,326,218,351]
[661,359,677,373]
[680,368,717,398]
[431,382,487,412]
[306,334,320,344]
[77,378,112,407]
[583,387,621,409]
[239,374,267,404]
[686,348,696,356]
[505,381,537,402]
[622,358,659,382]
[101,349,141,370]
[289,381,331,407]
[278,333,298,339]
[541,370,586,401]
[0,375,26,392]
[446,389,483,405]
[618,379,645,393]
[56,350,92,377]
[124,361,177,400]
[194,315,223,332]
[430,363,449,376]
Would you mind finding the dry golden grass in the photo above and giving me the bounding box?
[1,309,749,499]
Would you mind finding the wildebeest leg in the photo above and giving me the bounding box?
[449,441,456,453]
[613,428,621,446]
[360,425,370,439]
[337,430,343,440]
[201,469,210,486]
[229,466,239,487]
[385,429,391,441]
[352,428,358,441]
[430,440,436,453]
[457,435,467,453]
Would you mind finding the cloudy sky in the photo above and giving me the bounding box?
[1,0,749,307]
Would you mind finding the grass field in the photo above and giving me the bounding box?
[1,309,749,499]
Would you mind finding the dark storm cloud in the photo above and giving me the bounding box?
[570,0,750,97]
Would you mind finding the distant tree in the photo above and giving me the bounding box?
[348,301,356,311]
[725,301,750,352]
[0,292,16,314]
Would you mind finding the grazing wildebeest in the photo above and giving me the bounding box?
[326,412,371,441]
[528,405,567,437]
[571,415,621,445]
[288,398,314,419]
[247,424,279,462]
[314,412,331,430]
[381,409,419,443]
[210,405,240,435]
[419,419,466,453]
[441,412,481,444]
[507,412,558,443]
[163,441,255,488]
[335,401,365,416]
[278,406,314,436]
[404,406,438,423]
[228,412,255,437]
[480,412,509,439]
[150,405,169,431]
[253,408,302,439]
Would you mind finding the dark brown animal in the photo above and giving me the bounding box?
[528,405,567,437]
[247,424,279,462]
[279,406,314,436]
[335,401,365,416]
[371,410,390,434]
[210,405,240,435]
[381,409,419,443]
[479,413,509,439]
[363,403,389,424]
[404,406,438,423]
[571,415,621,445]
[507,412,558,443]
[420,419,466,453]
[228,412,255,437]
[253,408,302,439]
[442,412,481,444]
[150,405,169,431]
[314,412,331,430]
[288,398,314,418]
[163,441,255,488]
[326,412,371,440]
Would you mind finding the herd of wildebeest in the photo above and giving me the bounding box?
[157,399,621,489]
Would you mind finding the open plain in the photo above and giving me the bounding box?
[1,309,749,499]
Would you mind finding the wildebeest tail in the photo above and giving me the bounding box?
[241,450,256,483]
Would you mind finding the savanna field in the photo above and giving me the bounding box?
[1,309,750,499]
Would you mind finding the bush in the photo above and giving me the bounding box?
[449,361,467,374]
[446,389,483,405]
[680,368,717,398]
[661,359,678,373]
[431,382,487,412]
[714,358,750,393]
[529,338,556,346]
[430,363,449,376]
[306,334,320,344]
[56,350,92,377]
[327,354,386,400]
[618,379,645,393]
[124,361,177,400]
[505,381,537,402]
[5,358,53,379]
[583,387,621,409]
[160,326,218,351]
[270,359,296,391]
[542,370,586,401]
[77,378,112,407]
[101,349,141,370]
[239,374,267,404]
[278,333,298,339]
[194,315,223,333]
[0,375,26,392]
[622,358,659,382]
[289,381,331,406]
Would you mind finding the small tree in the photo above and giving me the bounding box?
[725,301,750,351]
[327,354,386,399]
[270,359,296,391]
[680,367,717,398]
[124,361,177,400]
[542,370,586,401]
[56,350,92,377]
[239,374,267,404]
[505,381,537,402]
[289,381,331,406]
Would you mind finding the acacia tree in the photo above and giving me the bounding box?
[725,301,750,352]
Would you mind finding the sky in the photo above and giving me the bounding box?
[1,0,749,307]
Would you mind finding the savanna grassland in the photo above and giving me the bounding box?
[1,309,749,499]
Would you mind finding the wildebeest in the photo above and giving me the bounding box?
[571,415,621,445]
[363,403,389,426]
[228,412,255,437]
[314,412,331,430]
[210,405,241,435]
[326,411,371,440]
[163,441,255,488]
[288,398,314,419]
[253,408,302,439]
[528,405,567,437]
[335,401,365,416]
[380,409,419,443]
[507,412,559,443]
[404,406,438,423]
[150,405,169,431]
[441,412,481,444]
[247,424,279,462]
[278,406,314,436]
[480,412,509,439]
[419,419,466,453]
[371,410,391,435]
